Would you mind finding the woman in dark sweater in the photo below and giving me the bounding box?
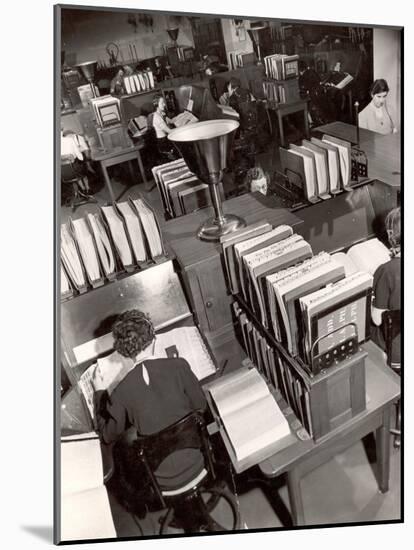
[93,310,207,490]
[371,207,401,364]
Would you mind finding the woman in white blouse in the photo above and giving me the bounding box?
[358,79,397,135]
[150,95,178,158]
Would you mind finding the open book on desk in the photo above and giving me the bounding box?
[332,238,390,277]
[205,367,292,473]
[60,437,116,541]
[79,326,216,422]
[172,111,199,127]
[217,104,240,118]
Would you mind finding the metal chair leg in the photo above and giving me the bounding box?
[390,400,401,449]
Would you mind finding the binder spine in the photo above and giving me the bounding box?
[71,217,105,289]
[99,204,135,274]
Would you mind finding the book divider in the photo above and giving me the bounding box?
[233,294,367,442]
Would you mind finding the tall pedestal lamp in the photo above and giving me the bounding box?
[76,61,98,98]
[168,119,246,242]
[247,27,266,65]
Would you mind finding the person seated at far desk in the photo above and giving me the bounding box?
[371,207,401,364]
[149,94,178,159]
[92,309,207,490]
[359,79,397,135]
[219,77,254,112]
[61,129,93,195]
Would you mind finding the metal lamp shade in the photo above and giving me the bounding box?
[77,61,98,97]
[77,61,98,81]
[166,27,179,43]
[168,119,246,241]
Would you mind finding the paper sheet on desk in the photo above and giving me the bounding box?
[60,438,116,541]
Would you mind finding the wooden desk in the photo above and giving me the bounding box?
[313,122,401,189]
[91,143,148,202]
[266,99,310,146]
[259,341,400,526]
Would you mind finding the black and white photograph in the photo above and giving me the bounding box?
[53,1,403,545]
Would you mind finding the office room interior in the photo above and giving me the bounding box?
[57,3,402,544]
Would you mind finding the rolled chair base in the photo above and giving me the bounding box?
[197,214,246,242]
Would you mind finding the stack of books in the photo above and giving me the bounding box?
[123,70,155,95]
[222,223,385,366]
[227,49,256,70]
[90,96,121,128]
[264,53,299,80]
[152,159,216,218]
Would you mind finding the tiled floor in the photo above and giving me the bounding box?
[60,143,401,539]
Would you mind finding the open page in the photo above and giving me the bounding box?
[172,111,199,127]
[154,326,216,380]
[224,393,290,461]
[347,238,390,275]
[331,252,358,276]
[208,368,269,419]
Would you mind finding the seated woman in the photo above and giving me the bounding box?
[149,94,178,159]
[61,129,92,195]
[359,79,397,135]
[371,207,401,364]
[92,309,207,490]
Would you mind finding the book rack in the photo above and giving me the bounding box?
[61,195,169,302]
[270,168,311,210]
[233,294,367,442]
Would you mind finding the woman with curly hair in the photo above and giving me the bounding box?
[92,309,207,490]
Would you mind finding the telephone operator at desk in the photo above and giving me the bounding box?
[371,207,401,364]
[149,94,178,159]
[92,309,207,490]
[358,79,397,135]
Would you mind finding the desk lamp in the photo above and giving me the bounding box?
[168,119,246,241]
[247,26,266,65]
[77,61,98,98]
[166,27,179,48]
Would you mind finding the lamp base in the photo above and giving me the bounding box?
[197,214,246,242]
